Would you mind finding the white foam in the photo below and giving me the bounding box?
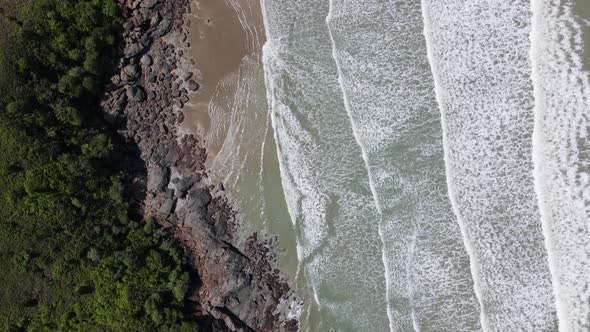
[530,0,590,329]
[420,2,488,330]
[325,0,482,330]
[422,0,557,330]
[260,0,390,329]
[325,1,392,330]
[378,225,395,332]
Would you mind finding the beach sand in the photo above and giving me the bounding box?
[182,0,305,325]
[182,0,263,159]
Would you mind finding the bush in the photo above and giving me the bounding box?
[0,0,197,330]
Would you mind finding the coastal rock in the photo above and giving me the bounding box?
[140,54,153,66]
[125,42,145,58]
[104,0,299,331]
[174,175,200,197]
[177,111,185,124]
[122,63,141,82]
[184,188,211,211]
[150,12,162,27]
[188,79,199,91]
[182,71,193,81]
[157,189,176,215]
[112,90,128,113]
[141,0,159,9]
[147,164,169,192]
[150,17,172,39]
[126,85,147,102]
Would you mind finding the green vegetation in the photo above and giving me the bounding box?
[0,0,197,330]
[0,0,26,40]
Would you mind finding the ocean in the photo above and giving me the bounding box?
[184,0,590,330]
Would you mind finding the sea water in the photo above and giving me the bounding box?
[261,0,482,330]
[326,0,481,330]
[422,0,557,330]
[261,0,390,329]
[531,0,590,329]
[186,0,590,330]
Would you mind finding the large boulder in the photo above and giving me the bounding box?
[124,42,146,58]
[147,164,170,193]
[140,54,153,66]
[126,85,147,102]
[141,0,159,9]
[188,79,199,91]
[121,63,141,82]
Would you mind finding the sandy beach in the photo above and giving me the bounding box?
[181,0,305,327]
[182,0,264,159]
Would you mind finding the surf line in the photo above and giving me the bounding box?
[419,0,488,330]
[325,0,397,331]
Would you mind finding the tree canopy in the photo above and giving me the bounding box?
[0,1,198,330]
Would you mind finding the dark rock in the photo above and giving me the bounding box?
[176,111,185,124]
[147,164,170,192]
[112,92,128,113]
[188,79,199,91]
[140,54,153,66]
[111,74,122,85]
[150,17,172,39]
[141,0,159,9]
[185,188,211,211]
[125,42,145,58]
[161,62,171,74]
[158,191,176,215]
[182,71,193,81]
[122,63,141,82]
[126,85,147,102]
[150,12,162,27]
[134,8,151,27]
[123,20,135,31]
[175,176,199,197]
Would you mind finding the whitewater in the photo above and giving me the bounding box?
[531,0,590,330]
[239,0,590,330]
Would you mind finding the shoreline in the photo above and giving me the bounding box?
[101,0,299,330]
[179,0,302,320]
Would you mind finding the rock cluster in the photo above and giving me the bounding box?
[100,0,299,331]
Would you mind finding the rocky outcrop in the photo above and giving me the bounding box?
[100,0,299,331]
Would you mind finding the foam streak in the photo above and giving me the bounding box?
[421,0,557,329]
[531,0,590,329]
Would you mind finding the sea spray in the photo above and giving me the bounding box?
[260,0,390,329]
[421,0,557,329]
[325,0,481,330]
[531,0,590,329]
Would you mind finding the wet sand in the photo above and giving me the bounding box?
[182,0,254,152]
[182,0,307,326]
